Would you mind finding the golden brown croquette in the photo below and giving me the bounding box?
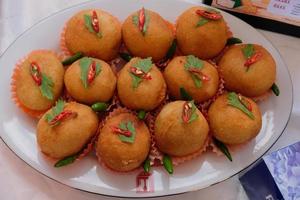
[97,112,151,172]
[37,102,99,159]
[122,8,174,62]
[64,57,116,105]
[117,57,166,111]
[64,9,122,61]
[164,56,219,103]
[15,51,64,112]
[155,101,209,156]
[176,6,228,59]
[219,44,276,97]
[208,93,262,145]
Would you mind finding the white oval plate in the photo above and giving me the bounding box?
[0,0,293,198]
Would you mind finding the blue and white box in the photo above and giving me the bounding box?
[240,141,300,200]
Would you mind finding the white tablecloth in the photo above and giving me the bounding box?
[1,0,299,199]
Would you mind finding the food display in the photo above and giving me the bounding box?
[10,6,280,176]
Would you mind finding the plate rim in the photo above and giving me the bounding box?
[0,0,294,198]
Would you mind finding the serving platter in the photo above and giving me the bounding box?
[0,0,293,198]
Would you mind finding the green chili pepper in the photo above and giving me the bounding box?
[226,37,243,46]
[165,39,177,60]
[138,110,146,120]
[62,52,84,66]
[271,83,280,96]
[119,52,132,62]
[143,158,151,173]
[213,137,232,162]
[54,154,77,167]
[91,102,108,112]
[179,87,193,101]
[163,155,173,174]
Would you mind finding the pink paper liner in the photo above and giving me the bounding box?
[60,24,73,57]
[172,136,210,165]
[109,57,124,75]
[75,130,99,161]
[11,49,62,119]
[251,90,272,102]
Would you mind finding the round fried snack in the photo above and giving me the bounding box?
[117,58,166,111]
[219,44,276,97]
[64,57,116,105]
[208,93,262,145]
[64,9,122,61]
[176,6,227,59]
[97,113,151,172]
[164,56,219,103]
[15,51,64,112]
[37,102,99,159]
[122,8,174,62]
[155,101,209,157]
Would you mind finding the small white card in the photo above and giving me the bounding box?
[267,0,300,19]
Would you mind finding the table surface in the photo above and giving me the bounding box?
[0,0,299,199]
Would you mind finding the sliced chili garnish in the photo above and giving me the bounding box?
[130,66,152,80]
[49,110,77,125]
[30,61,42,86]
[139,7,145,32]
[111,126,132,137]
[87,60,97,84]
[182,101,193,123]
[196,9,222,20]
[91,10,100,33]
[188,67,210,81]
[244,52,262,67]
[238,95,252,111]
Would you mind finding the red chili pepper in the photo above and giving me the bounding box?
[238,95,252,111]
[91,10,100,33]
[244,52,262,67]
[196,9,222,20]
[182,102,192,123]
[30,62,42,86]
[130,66,152,80]
[139,7,145,32]
[49,110,77,125]
[111,126,132,137]
[87,61,97,84]
[188,67,210,81]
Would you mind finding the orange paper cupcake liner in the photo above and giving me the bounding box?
[76,129,100,161]
[251,90,272,102]
[11,49,61,119]
[60,24,72,57]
